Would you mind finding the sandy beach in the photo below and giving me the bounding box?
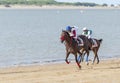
[0,4,120,83]
[0,59,120,83]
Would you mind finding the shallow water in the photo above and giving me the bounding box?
[0,9,120,67]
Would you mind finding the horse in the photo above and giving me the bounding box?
[79,35,103,64]
[60,30,82,69]
[77,35,90,64]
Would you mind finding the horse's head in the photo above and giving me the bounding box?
[60,30,70,43]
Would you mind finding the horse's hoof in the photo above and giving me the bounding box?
[66,62,69,64]
[87,63,89,65]
[86,62,89,65]
[77,63,81,69]
[65,60,70,64]
[66,61,70,64]
[79,66,81,69]
[97,61,99,64]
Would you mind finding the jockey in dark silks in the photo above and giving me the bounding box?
[66,26,84,46]
[82,27,97,48]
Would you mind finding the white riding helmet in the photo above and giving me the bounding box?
[83,27,87,31]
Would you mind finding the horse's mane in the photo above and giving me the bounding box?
[79,34,86,37]
[62,30,77,45]
[62,30,70,37]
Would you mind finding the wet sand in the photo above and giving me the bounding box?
[0,59,120,83]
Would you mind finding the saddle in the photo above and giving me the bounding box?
[89,38,97,47]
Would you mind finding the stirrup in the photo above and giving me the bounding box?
[78,43,84,46]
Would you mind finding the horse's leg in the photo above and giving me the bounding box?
[77,51,82,64]
[81,49,86,62]
[79,48,85,62]
[75,54,81,69]
[65,52,70,64]
[92,55,96,64]
[96,48,99,64]
[92,48,97,64]
[85,50,89,65]
[82,51,86,62]
[85,55,89,65]
[93,41,100,64]
[77,54,81,64]
[96,53,99,64]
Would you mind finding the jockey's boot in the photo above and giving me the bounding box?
[91,44,97,49]
[92,44,96,48]
[77,40,84,46]
[79,43,84,46]
[77,38,84,46]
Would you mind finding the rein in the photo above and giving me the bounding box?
[70,37,78,48]
[61,31,78,48]
[70,37,73,46]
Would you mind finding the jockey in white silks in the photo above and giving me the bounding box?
[82,27,97,48]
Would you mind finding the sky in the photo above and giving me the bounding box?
[55,0,120,5]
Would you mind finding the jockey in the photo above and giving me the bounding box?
[71,26,78,39]
[66,26,83,46]
[82,27,97,48]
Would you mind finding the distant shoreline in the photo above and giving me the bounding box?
[0,5,120,9]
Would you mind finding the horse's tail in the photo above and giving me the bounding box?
[98,39,103,44]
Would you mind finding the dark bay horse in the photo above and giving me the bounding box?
[79,35,103,64]
[60,30,82,69]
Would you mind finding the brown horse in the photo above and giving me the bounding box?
[77,35,90,64]
[79,35,103,64]
[60,30,82,69]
